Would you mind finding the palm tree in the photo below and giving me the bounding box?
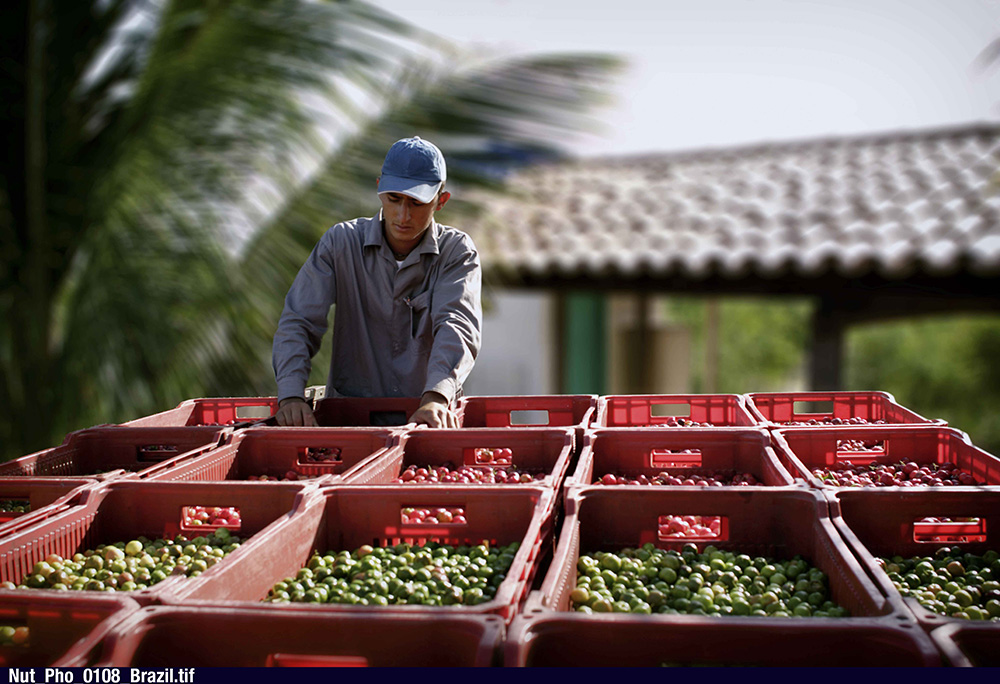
[1,0,623,461]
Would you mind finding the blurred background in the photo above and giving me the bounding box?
[3,0,1000,462]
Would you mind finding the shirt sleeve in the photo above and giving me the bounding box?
[423,235,483,404]
[272,229,338,402]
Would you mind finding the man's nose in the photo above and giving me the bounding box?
[400,202,412,222]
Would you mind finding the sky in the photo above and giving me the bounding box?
[377,0,1000,157]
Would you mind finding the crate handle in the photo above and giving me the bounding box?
[834,439,886,463]
[653,514,728,543]
[136,444,180,462]
[368,410,408,426]
[913,517,987,543]
[400,505,467,526]
[650,402,691,418]
[297,446,343,466]
[175,505,242,535]
[466,447,513,466]
[0,499,30,523]
[266,653,368,667]
[649,449,702,468]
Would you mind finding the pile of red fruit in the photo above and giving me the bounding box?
[781,417,885,426]
[183,505,242,528]
[596,470,761,486]
[401,506,467,524]
[658,514,722,539]
[811,460,982,487]
[394,462,542,485]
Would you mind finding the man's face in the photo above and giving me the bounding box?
[377,185,450,257]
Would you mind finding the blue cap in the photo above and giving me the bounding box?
[378,136,447,204]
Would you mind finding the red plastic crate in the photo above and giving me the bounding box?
[0,593,140,667]
[143,427,402,484]
[537,487,904,623]
[312,397,423,427]
[122,397,279,427]
[930,622,1000,667]
[0,480,310,605]
[772,425,1000,490]
[457,395,597,429]
[595,394,761,428]
[829,488,1000,632]
[89,605,504,667]
[568,427,796,492]
[0,426,229,482]
[745,390,942,428]
[505,604,942,666]
[0,479,94,539]
[157,486,554,623]
[345,428,574,493]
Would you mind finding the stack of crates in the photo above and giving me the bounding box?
[3,390,999,666]
[751,391,1000,667]
[0,394,596,666]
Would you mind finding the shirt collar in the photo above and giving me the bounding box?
[365,210,442,260]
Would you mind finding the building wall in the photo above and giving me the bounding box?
[462,290,557,396]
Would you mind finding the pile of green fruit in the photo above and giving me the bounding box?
[877,547,1000,621]
[0,500,30,513]
[3,528,241,592]
[571,543,850,617]
[264,540,519,607]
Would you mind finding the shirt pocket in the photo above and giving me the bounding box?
[407,290,433,341]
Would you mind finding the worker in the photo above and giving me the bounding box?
[271,136,482,427]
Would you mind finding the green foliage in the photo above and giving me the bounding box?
[665,297,811,394]
[845,315,1000,455]
[0,0,624,461]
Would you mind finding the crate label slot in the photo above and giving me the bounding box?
[650,402,691,418]
[649,449,702,468]
[266,654,368,667]
[137,444,180,462]
[656,514,727,542]
[913,517,986,543]
[297,446,343,465]
[508,410,549,426]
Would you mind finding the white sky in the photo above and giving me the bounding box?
[377,0,1000,157]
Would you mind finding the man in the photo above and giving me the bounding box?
[271,136,482,427]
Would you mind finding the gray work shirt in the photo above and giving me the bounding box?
[272,212,482,404]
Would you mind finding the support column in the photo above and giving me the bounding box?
[809,296,844,390]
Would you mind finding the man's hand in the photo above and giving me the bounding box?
[275,396,318,427]
[408,391,458,428]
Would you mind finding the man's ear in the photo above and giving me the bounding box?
[436,190,451,211]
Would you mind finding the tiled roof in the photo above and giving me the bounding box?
[464,123,1000,286]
